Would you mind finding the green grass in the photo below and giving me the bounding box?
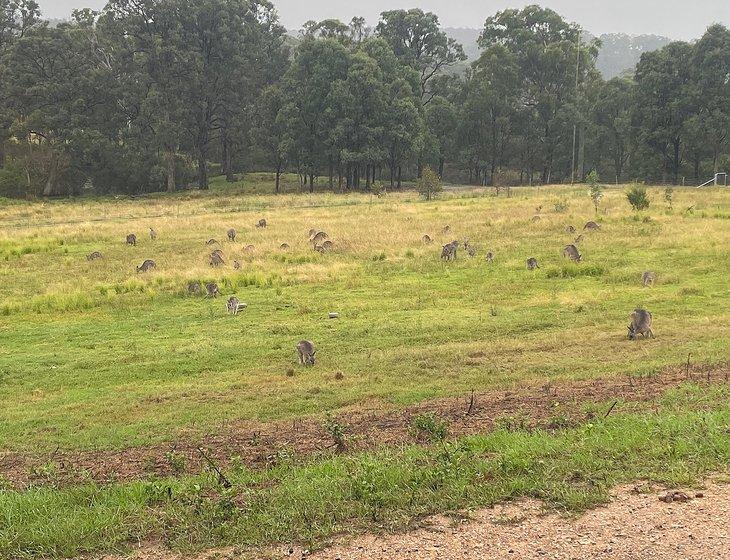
[0,180,728,452]
[1,383,727,559]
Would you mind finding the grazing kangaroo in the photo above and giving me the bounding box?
[205,282,220,298]
[126,233,137,246]
[628,309,654,340]
[485,251,494,263]
[209,252,225,266]
[136,259,156,273]
[563,244,582,262]
[280,243,290,250]
[441,241,459,261]
[642,271,657,287]
[149,228,157,241]
[422,234,432,244]
[226,296,245,315]
[256,219,267,228]
[206,239,218,245]
[566,225,576,234]
[211,248,224,257]
[86,251,103,261]
[296,340,316,366]
[244,244,255,253]
[310,231,328,245]
[187,281,202,295]
[233,260,241,270]
[584,221,601,231]
[227,228,236,242]
[526,257,539,270]
[574,234,584,244]
[531,215,541,222]
[322,240,334,251]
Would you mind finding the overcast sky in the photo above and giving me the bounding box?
[38,1,730,40]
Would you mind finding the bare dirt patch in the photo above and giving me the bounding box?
[1,365,725,489]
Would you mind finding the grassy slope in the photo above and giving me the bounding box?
[0,180,728,452]
[0,384,727,559]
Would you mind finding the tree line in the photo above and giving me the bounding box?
[0,1,727,197]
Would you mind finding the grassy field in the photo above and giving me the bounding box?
[0,177,728,453]
[1,176,729,558]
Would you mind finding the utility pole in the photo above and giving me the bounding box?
[571,31,581,184]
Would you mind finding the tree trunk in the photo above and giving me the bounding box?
[198,153,208,190]
[328,156,334,189]
[438,158,444,179]
[275,166,281,194]
[165,149,176,193]
[222,133,235,182]
[43,152,60,196]
[397,166,402,189]
[672,137,681,185]
[309,173,314,193]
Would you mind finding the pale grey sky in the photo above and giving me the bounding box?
[39,0,730,40]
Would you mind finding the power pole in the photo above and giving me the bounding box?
[571,31,581,184]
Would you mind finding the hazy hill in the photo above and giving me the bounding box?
[442,27,672,79]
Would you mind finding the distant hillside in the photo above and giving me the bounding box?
[443,28,672,79]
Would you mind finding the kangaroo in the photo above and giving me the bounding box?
[442,225,451,233]
[531,215,541,222]
[584,221,601,231]
[314,244,325,253]
[628,309,654,340]
[227,228,236,242]
[441,241,459,261]
[563,244,582,262]
[466,245,477,258]
[485,251,494,263]
[322,240,334,251]
[566,225,576,234]
[233,260,241,270]
[296,340,316,366]
[205,282,220,298]
[149,228,157,241]
[86,251,103,261]
[422,234,432,244]
[574,234,584,244]
[642,271,657,287]
[244,244,255,253]
[308,228,317,238]
[226,296,245,315]
[209,252,225,266]
[126,233,137,246]
[310,231,328,245]
[280,243,290,250]
[211,248,224,258]
[526,257,539,270]
[206,239,218,245]
[256,219,267,228]
[136,259,156,273]
[187,281,202,295]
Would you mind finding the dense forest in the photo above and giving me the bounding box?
[0,0,728,197]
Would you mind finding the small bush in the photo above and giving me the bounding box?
[553,199,569,213]
[626,185,650,211]
[587,171,603,213]
[323,414,347,452]
[410,412,449,443]
[664,187,674,210]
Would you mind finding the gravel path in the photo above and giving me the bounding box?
[299,484,729,560]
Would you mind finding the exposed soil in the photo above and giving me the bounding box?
[1,364,726,489]
[96,482,730,560]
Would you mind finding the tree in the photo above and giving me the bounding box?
[425,96,457,179]
[478,6,600,183]
[593,78,635,183]
[634,42,694,184]
[587,171,603,213]
[375,9,465,105]
[253,85,288,193]
[418,165,442,200]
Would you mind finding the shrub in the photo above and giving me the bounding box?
[417,166,442,201]
[553,199,569,213]
[410,412,449,442]
[664,187,674,210]
[626,185,650,211]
